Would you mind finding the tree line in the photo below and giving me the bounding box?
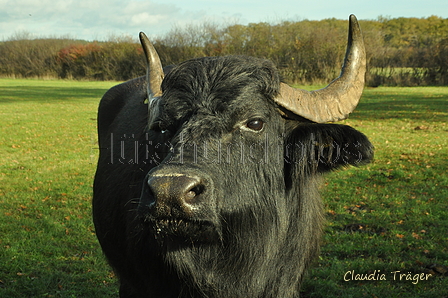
[0,16,447,86]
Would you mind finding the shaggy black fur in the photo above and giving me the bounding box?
[93,55,373,297]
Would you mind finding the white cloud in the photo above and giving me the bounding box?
[0,0,189,40]
[130,12,166,26]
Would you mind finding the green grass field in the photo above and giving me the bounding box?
[1,79,447,297]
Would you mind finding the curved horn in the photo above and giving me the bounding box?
[139,32,164,99]
[274,14,366,123]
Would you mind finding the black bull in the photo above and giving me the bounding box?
[93,15,374,297]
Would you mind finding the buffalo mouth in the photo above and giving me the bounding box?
[147,218,219,244]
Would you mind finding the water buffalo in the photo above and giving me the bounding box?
[93,15,373,297]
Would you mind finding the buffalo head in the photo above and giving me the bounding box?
[93,15,373,297]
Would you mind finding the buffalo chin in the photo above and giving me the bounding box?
[147,218,219,247]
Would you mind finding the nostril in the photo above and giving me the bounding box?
[190,184,204,196]
[185,190,196,201]
[138,178,156,213]
[183,181,205,204]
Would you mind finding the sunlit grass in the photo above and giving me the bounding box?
[302,86,448,297]
[0,79,119,297]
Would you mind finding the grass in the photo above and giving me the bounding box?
[302,86,448,297]
[1,79,447,297]
[0,79,119,297]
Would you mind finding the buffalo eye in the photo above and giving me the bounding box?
[150,121,169,134]
[246,119,264,131]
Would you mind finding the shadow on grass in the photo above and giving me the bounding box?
[3,86,447,123]
[351,89,448,122]
[0,86,110,103]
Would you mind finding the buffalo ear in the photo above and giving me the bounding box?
[284,124,374,173]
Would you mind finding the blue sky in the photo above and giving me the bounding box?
[0,0,446,41]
